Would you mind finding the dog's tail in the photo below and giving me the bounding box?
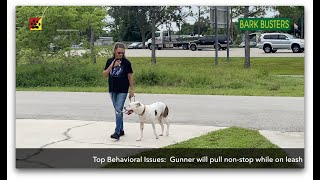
[163,105,169,118]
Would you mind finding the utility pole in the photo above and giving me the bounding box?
[91,7,98,64]
[215,6,218,66]
[198,6,201,38]
[90,26,96,64]
[244,6,251,69]
[227,6,230,62]
[301,9,304,39]
[230,6,233,44]
[151,10,156,65]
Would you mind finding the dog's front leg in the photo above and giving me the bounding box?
[151,122,159,139]
[136,122,144,141]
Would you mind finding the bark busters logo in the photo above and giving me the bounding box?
[29,18,42,30]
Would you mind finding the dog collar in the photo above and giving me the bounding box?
[138,105,146,116]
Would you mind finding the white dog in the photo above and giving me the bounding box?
[124,101,170,141]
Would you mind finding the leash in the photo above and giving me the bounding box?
[123,95,135,115]
[129,95,135,102]
[128,95,145,116]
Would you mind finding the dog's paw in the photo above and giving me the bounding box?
[166,132,169,136]
[156,136,159,139]
[136,138,142,141]
[159,134,163,136]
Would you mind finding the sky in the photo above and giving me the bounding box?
[162,6,278,31]
[105,6,278,32]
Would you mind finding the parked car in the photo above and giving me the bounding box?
[240,33,259,48]
[239,41,257,47]
[49,43,61,52]
[137,42,148,49]
[257,33,304,53]
[128,42,143,49]
[189,35,232,51]
[71,42,83,48]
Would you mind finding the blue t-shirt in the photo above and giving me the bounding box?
[104,57,133,93]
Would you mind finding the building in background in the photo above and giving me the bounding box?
[94,37,113,46]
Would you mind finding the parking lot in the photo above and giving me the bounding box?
[124,48,305,57]
[69,47,305,58]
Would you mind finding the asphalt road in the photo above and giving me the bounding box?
[70,48,304,57]
[16,91,304,132]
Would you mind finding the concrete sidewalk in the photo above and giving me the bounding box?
[16,119,304,149]
[16,119,304,168]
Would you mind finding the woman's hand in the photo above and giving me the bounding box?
[129,90,134,100]
[114,59,122,67]
[102,69,109,78]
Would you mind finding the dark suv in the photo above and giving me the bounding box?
[189,35,232,51]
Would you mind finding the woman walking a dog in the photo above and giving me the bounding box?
[102,42,135,140]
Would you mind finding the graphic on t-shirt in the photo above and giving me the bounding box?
[110,66,124,77]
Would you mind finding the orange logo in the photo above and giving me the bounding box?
[29,18,42,30]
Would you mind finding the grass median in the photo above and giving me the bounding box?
[16,57,304,97]
[104,127,301,168]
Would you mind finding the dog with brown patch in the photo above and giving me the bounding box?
[124,101,170,141]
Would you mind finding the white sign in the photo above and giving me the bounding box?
[210,6,229,29]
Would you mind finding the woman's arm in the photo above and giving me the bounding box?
[102,60,117,78]
[128,73,134,98]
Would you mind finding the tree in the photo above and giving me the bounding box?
[134,7,152,48]
[189,6,209,37]
[273,6,304,38]
[108,7,142,42]
[107,6,193,64]
[77,6,107,64]
[150,6,167,64]
[232,6,270,68]
[180,22,194,35]
[16,6,107,64]
[108,6,152,47]
[163,6,192,37]
[231,6,270,43]
[244,6,250,69]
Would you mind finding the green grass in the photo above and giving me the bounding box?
[17,83,304,97]
[164,127,278,148]
[16,57,304,97]
[104,127,301,168]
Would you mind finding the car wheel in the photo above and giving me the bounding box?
[190,44,197,51]
[263,45,272,53]
[214,44,221,50]
[292,44,301,53]
[183,44,189,50]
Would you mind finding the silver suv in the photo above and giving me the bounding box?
[257,33,304,53]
